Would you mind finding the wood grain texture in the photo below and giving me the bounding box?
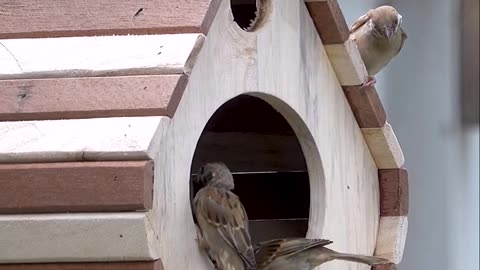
[343,85,387,128]
[0,260,164,270]
[305,0,350,44]
[0,212,158,263]
[372,263,397,270]
[378,169,409,216]
[149,1,379,269]
[325,40,368,85]
[0,116,169,163]
[0,160,154,214]
[375,216,408,264]
[0,75,187,121]
[0,0,222,39]
[0,34,204,80]
[192,132,306,173]
[362,123,405,169]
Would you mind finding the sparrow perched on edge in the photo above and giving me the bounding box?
[350,5,408,87]
[192,162,256,270]
[254,238,390,270]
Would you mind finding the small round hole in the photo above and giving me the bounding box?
[231,0,270,31]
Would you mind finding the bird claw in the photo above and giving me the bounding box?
[362,76,377,87]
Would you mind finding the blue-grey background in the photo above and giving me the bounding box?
[338,0,479,269]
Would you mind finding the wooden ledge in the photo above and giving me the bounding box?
[325,39,368,86]
[362,123,405,169]
[375,216,408,264]
[0,75,187,121]
[0,160,154,214]
[343,85,387,128]
[305,0,350,44]
[0,260,164,270]
[0,0,222,39]
[379,169,409,216]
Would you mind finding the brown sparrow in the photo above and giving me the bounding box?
[255,238,390,270]
[193,162,256,270]
[350,5,408,86]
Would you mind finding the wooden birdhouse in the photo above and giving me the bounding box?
[0,0,408,270]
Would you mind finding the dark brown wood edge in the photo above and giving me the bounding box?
[0,160,154,214]
[372,263,398,270]
[378,168,409,216]
[343,85,387,128]
[305,0,350,44]
[0,260,164,270]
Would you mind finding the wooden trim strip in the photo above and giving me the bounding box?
[305,0,350,44]
[0,212,157,263]
[0,0,221,39]
[0,260,164,270]
[0,116,168,164]
[362,123,405,169]
[0,161,154,214]
[0,34,204,80]
[343,85,387,128]
[375,216,408,264]
[325,40,368,86]
[378,169,409,216]
[372,263,398,270]
[0,75,187,121]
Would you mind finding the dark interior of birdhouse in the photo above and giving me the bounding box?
[231,0,258,30]
[190,95,310,245]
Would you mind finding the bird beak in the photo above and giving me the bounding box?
[384,27,394,40]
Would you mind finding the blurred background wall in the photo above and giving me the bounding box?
[338,0,479,269]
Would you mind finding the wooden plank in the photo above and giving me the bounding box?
[0,160,154,214]
[0,75,187,121]
[375,216,408,264]
[0,260,164,270]
[343,85,387,128]
[191,132,307,173]
[249,219,308,245]
[325,39,368,86]
[0,116,168,163]
[304,0,350,44]
[372,263,397,270]
[0,212,158,263]
[362,123,405,169]
[0,0,222,39]
[378,169,409,216]
[0,34,204,79]
[460,0,479,125]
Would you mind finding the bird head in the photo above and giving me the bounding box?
[370,6,403,40]
[195,162,235,190]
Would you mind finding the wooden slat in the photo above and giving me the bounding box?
[325,40,368,86]
[305,0,350,44]
[0,34,204,80]
[372,263,397,270]
[0,116,168,163]
[0,212,157,263]
[378,169,409,216]
[362,123,405,169]
[191,132,307,173]
[0,160,153,214]
[0,75,187,121]
[343,85,387,128]
[0,0,222,39]
[0,260,164,270]
[375,216,408,264]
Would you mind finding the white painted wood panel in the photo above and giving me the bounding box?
[0,34,204,79]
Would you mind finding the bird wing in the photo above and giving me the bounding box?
[255,238,333,268]
[350,9,374,34]
[195,187,256,269]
